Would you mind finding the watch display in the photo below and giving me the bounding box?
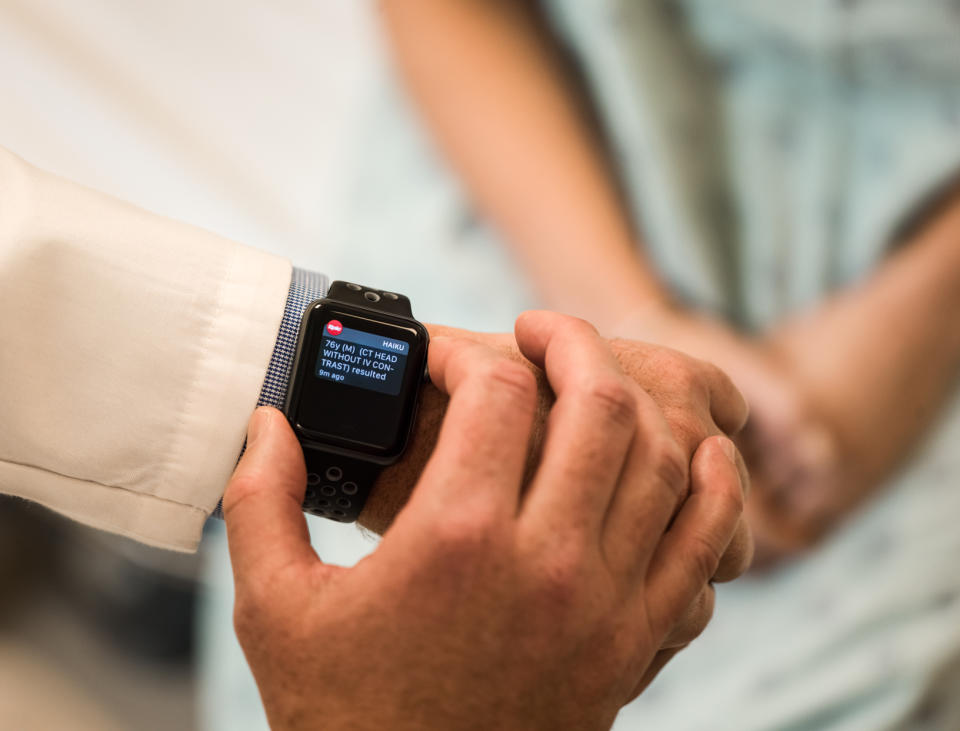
[315,319,410,396]
[289,303,428,461]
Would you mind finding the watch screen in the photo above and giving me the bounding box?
[315,321,409,396]
[291,304,427,459]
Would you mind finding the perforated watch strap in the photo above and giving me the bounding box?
[301,450,381,522]
[325,280,414,318]
[296,281,419,522]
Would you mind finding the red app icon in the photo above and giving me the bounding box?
[326,320,343,336]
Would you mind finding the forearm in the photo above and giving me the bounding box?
[774,193,960,489]
[380,0,667,329]
[0,147,291,551]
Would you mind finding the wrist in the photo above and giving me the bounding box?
[361,380,448,534]
[362,326,550,534]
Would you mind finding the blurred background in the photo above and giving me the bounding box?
[2,1,960,730]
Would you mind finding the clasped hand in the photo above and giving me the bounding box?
[223,311,751,731]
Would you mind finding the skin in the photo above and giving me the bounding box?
[749,193,960,556]
[224,311,751,730]
[380,0,960,566]
[369,322,755,647]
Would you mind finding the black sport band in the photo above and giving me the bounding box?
[298,281,419,522]
[324,280,414,318]
[301,450,382,522]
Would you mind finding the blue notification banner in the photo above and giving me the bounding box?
[315,322,409,396]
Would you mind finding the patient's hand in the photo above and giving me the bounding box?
[611,307,840,567]
[369,325,754,577]
[365,316,754,668]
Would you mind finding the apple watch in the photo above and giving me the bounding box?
[284,281,429,522]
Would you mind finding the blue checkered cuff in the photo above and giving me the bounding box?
[210,268,328,519]
[254,268,329,411]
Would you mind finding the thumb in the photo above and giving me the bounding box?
[224,407,317,586]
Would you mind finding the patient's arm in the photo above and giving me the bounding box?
[380,0,669,328]
[753,190,960,552]
[379,0,832,532]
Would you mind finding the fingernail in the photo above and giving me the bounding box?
[247,407,272,445]
[719,436,738,464]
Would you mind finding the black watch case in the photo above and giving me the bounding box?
[284,298,429,465]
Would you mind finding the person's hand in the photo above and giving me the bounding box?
[367,317,756,638]
[368,318,755,627]
[612,306,839,567]
[224,311,750,731]
[370,319,757,562]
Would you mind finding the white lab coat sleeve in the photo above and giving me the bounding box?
[0,147,293,552]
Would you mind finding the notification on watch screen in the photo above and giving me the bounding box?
[316,321,410,396]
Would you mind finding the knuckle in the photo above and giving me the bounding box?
[581,375,637,427]
[531,546,588,609]
[222,473,260,519]
[670,360,704,395]
[663,352,714,403]
[649,436,690,500]
[461,354,537,407]
[650,348,694,380]
[664,409,710,453]
[485,360,538,402]
[432,504,501,556]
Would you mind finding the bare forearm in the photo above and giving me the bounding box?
[774,194,960,489]
[380,0,667,328]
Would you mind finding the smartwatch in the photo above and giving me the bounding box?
[284,281,429,522]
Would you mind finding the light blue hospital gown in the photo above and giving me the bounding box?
[552,4,960,729]
[203,2,960,729]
